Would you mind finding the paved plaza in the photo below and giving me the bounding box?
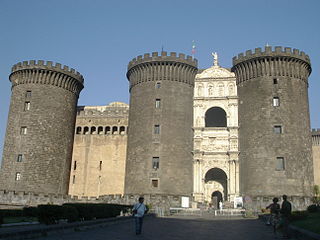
[35,216,283,240]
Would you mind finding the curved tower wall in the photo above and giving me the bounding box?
[0,60,84,195]
[232,46,313,198]
[125,52,198,195]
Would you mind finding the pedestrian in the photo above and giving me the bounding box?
[132,197,149,235]
[280,195,292,239]
[265,197,280,234]
[219,201,223,211]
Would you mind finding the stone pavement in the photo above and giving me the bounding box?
[35,215,284,240]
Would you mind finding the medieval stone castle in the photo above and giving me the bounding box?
[0,46,319,210]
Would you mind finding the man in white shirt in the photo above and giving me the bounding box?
[132,197,148,235]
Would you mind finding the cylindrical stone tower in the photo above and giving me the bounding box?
[0,60,84,195]
[125,52,198,195]
[231,46,313,199]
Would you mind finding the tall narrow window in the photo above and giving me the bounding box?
[24,102,30,111]
[154,125,160,134]
[155,99,161,108]
[73,161,77,170]
[72,175,76,184]
[20,127,27,135]
[273,78,278,84]
[99,161,102,170]
[276,157,285,171]
[17,154,23,162]
[273,97,280,107]
[274,126,282,134]
[25,91,32,98]
[15,172,21,181]
[152,157,160,169]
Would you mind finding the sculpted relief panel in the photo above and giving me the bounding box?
[201,138,229,152]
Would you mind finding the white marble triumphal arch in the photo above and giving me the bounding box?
[193,53,240,207]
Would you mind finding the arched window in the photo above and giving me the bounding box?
[98,126,103,134]
[90,126,96,134]
[205,107,227,127]
[120,126,126,135]
[83,127,89,135]
[105,126,111,134]
[112,126,118,134]
[76,126,82,134]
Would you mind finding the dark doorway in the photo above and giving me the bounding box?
[205,168,228,201]
[212,191,223,209]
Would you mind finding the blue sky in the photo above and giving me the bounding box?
[0,0,319,161]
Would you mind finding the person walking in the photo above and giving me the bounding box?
[280,195,292,239]
[266,197,280,234]
[132,197,148,235]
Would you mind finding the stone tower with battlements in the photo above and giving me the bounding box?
[0,60,84,195]
[125,52,198,196]
[232,46,313,200]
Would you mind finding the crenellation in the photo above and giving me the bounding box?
[11,60,84,84]
[285,47,291,53]
[128,52,197,70]
[232,46,311,66]
[265,46,272,53]
[275,46,282,53]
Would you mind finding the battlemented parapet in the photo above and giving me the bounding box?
[10,60,83,95]
[125,51,198,196]
[232,46,313,202]
[0,60,84,195]
[127,51,197,90]
[232,46,311,85]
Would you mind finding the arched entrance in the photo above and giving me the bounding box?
[205,107,227,127]
[212,191,223,209]
[204,168,228,206]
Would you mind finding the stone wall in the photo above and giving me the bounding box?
[312,129,320,186]
[0,190,185,213]
[68,102,128,197]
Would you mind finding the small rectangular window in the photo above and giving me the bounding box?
[155,82,161,89]
[72,175,76,184]
[20,127,27,135]
[273,78,278,84]
[17,154,23,162]
[276,157,285,171]
[154,125,160,134]
[15,172,21,181]
[273,97,280,107]
[151,179,159,188]
[73,161,77,170]
[152,157,159,169]
[24,102,30,111]
[155,99,161,108]
[99,161,102,170]
[274,126,282,134]
[25,91,32,98]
